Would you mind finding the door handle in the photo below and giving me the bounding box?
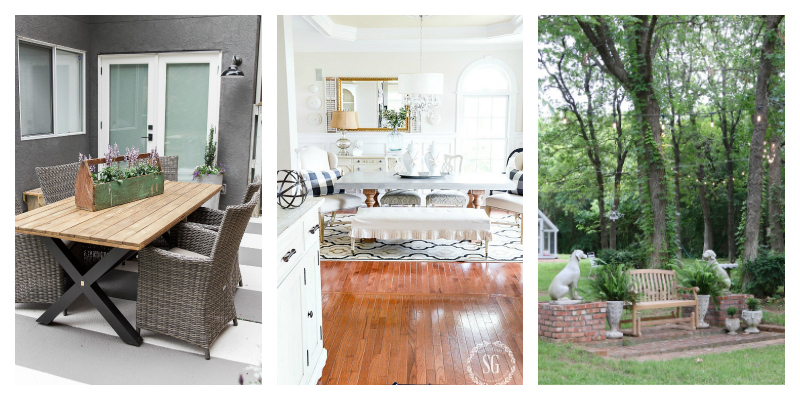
[308,311,314,318]
[140,133,153,141]
[309,224,320,234]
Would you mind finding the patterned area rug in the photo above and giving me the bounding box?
[320,213,523,261]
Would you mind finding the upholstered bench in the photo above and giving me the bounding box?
[349,207,492,258]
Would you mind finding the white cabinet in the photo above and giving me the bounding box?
[338,155,398,174]
[277,198,327,385]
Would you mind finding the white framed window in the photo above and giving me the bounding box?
[17,37,86,140]
[456,57,517,172]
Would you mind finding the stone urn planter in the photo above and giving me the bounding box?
[196,173,223,209]
[696,294,711,328]
[741,310,763,333]
[605,301,624,339]
[725,317,740,335]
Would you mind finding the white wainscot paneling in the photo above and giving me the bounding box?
[297,132,458,155]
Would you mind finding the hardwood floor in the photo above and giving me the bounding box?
[318,261,523,385]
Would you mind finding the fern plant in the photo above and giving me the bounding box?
[584,261,637,303]
[677,260,725,301]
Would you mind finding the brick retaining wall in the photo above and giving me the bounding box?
[538,301,607,343]
[682,294,753,326]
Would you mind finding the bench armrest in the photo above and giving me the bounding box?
[676,285,699,293]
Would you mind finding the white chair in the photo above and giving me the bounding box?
[425,154,469,207]
[379,154,424,206]
[296,146,365,243]
[484,151,523,243]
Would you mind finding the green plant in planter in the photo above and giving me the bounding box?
[677,260,725,303]
[584,261,637,303]
[193,126,226,180]
[727,306,737,317]
[746,297,760,311]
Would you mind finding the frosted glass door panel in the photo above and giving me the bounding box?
[109,64,148,152]
[164,63,210,181]
[56,49,83,134]
[18,42,53,136]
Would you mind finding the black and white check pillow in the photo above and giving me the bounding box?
[509,169,523,196]
[301,168,345,196]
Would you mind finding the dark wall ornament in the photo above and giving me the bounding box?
[277,170,307,209]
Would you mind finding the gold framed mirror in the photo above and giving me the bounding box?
[336,77,410,132]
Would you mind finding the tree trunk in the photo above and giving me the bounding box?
[743,15,783,267]
[671,119,682,259]
[637,94,670,268]
[697,164,714,253]
[768,135,784,253]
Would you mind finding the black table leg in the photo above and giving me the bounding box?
[36,237,143,346]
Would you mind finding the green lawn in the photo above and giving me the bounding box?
[539,339,785,384]
[539,256,786,384]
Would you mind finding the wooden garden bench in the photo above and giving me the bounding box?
[623,269,699,336]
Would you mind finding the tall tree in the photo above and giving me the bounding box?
[742,15,783,267]
[576,15,670,267]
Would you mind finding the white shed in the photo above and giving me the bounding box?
[538,209,558,259]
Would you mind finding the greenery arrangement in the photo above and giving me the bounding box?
[80,145,161,185]
[596,248,646,269]
[727,306,737,318]
[740,250,785,297]
[381,108,410,129]
[584,261,637,303]
[677,260,725,300]
[746,297,760,312]
[193,126,226,180]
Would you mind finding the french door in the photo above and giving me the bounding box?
[99,52,221,181]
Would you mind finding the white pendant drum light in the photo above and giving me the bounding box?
[399,15,443,115]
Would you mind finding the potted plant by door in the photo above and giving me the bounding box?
[678,260,724,328]
[585,261,636,339]
[742,298,763,333]
[725,306,740,335]
[193,126,225,209]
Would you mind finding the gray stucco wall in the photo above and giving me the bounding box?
[15,15,260,209]
[15,16,93,209]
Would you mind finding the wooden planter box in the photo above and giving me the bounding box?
[75,154,165,211]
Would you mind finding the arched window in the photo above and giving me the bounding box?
[456,57,517,173]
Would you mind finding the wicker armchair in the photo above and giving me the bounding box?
[136,190,260,360]
[15,197,69,306]
[36,162,111,265]
[185,178,262,287]
[160,155,179,181]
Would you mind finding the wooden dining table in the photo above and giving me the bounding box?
[14,180,222,346]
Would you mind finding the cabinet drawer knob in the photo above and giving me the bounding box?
[282,248,296,262]
[308,311,314,318]
[357,160,361,163]
[309,224,320,234]
[378,167,382,171]
[357,167,360,171]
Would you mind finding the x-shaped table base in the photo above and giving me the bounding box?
[36,237,143,346]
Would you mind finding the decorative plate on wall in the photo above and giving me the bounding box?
[428,111,442,126]
[308,113,323,126]
[309,84,319,93]
[307,96,322,110]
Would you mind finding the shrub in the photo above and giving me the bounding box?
[746,297,760,311]
[727,307,737,317]
[677,260,725,300]
[584,261,637,303]
[741,251,785,297]
[597,249,640,268]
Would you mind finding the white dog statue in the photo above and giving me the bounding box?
[549,250,588,301]
[702,250,731,294]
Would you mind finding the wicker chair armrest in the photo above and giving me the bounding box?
[181,221,220,232]
[186,207,224,226]
[170,222,218,257]
[139,246,212,265]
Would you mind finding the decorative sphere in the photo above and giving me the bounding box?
[277,170,308,209]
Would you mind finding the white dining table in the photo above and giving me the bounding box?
[334,171,516,208]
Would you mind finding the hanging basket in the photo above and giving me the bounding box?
[75,154,165,212]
